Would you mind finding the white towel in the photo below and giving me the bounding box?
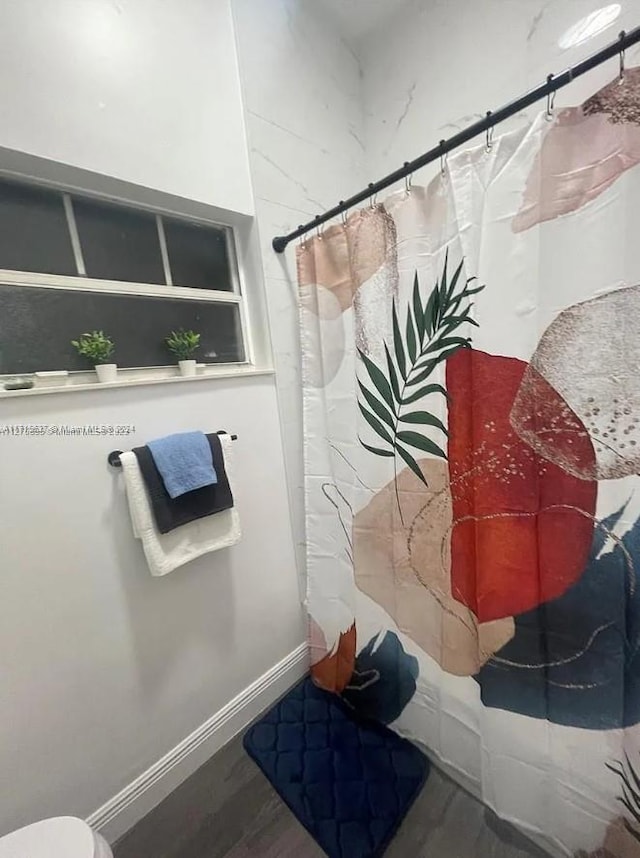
[120,434,241,576]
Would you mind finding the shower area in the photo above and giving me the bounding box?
[258,4,640,857]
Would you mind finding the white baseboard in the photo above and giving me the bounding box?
[87,642,309,844]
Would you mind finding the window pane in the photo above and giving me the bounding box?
[73,198,165,284]
[164,217,233,291]
[0,285,245,374]
[0,179,76,276]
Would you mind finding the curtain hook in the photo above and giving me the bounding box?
[439,141,448,176]
[368,182,377,208]
[403,162,413,195]
[545,74,556,121]
[314,215,323,240]
[340,201,347,227]
[485,111,494,153]
[298,225,306,249]
[619,30,626,83]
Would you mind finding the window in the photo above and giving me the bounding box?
[0,177,249,378]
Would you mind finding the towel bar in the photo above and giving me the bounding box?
[108,431,238,468]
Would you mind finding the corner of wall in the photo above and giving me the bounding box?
[89,642,309,844]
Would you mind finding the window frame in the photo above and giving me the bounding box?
[0,175,255,382]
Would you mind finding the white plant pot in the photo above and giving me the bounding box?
[178,359,197,377]
[95,363,118,383]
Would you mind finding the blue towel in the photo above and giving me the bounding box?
[147,431,217,499]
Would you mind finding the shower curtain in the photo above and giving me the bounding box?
[298,70,640,858]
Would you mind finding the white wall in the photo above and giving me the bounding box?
[0,0,253,215]
[0,378,303,832]
[232,0,366,583]
[0,0,367,840]
[0,0,308,839]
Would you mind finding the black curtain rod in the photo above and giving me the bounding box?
[272,26,640,253]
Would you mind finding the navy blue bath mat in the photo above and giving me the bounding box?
[243,676,429,858]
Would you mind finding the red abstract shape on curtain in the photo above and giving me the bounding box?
[311,624,356,693]
[446,349,597,622]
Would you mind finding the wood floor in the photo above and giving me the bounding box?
[114,726,550,858]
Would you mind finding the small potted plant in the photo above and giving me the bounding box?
[166,328,200,377]
[71,330,117,382]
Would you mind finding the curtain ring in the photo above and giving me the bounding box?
[439,141,448,176]
[403,162,413,195]
[619,30,626,83]
[485,112,494,153]
[545,75,556,121]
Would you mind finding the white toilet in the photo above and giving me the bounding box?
[0,816,112,857]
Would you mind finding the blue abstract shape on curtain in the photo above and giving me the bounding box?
[342,631,418,724]
[475,505,640,729]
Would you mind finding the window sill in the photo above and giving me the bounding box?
[0,364,275,398]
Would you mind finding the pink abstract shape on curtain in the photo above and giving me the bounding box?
[513,69,640,233]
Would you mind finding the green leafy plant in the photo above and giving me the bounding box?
[357,252,484,515]
[165,329,201,361]
[71,330,115,364]
[606,755,640,843]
